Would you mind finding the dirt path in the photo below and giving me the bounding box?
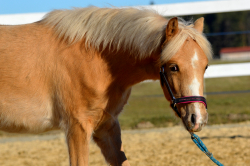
[0,122,250,166]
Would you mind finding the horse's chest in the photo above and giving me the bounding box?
[106,88,132,117]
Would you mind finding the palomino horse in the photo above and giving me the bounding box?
[0,7,212,166]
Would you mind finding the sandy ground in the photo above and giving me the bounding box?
[0,122,250,166]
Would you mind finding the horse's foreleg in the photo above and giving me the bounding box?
[93,119,130,166]
[66,120,93,166]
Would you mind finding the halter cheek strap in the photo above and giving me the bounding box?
[160,66,207,117]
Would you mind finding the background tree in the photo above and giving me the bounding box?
[180,11,250,58]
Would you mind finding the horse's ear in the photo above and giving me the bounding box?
[165,17,179,43]
[194,17,204,33]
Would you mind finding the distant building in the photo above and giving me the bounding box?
[220,46,250,60]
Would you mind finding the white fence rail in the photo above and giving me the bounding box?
[0,13,46,25]
[205,62,250,78]
[144,0,250,17]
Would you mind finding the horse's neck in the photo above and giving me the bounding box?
[97,51,160,118]
[104,52,160,88]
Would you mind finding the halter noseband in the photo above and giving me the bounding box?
[160,66,207,117]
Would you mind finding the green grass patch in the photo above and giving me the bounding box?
[207,93,250,125]
[209,60,250,65]
[205,76,250,92]
[119,94,178,129]
[119,76,250,129]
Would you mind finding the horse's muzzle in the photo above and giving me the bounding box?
[182,103,208,132]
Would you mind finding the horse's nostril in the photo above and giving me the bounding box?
[191,114,196,127]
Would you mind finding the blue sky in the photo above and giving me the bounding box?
[0,0,214,14]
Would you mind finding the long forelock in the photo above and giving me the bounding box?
[41,7,168,59]
[160,19,213,64]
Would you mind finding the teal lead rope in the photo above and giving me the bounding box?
[160,67,223,165]
[190,132,224,166]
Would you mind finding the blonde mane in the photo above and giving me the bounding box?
[41,7,212,61]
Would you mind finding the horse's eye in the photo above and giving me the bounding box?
[170,65,179,72]
[205,65,209,70]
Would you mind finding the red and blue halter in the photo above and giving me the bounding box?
[159,66,207,117]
